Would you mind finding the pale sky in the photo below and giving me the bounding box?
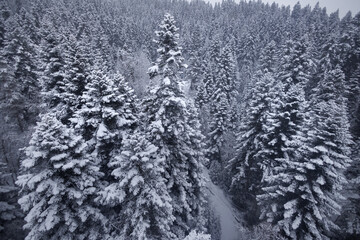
[204,0,360,18]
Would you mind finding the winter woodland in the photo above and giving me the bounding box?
[0,0,360,239]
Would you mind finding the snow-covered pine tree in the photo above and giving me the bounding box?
[343,64,360,238]
[206,90,228,184]
[16,113,108,240]
[196,36,221,106]
[227,40,279,220]
[217,45,237,103]
[346,63,360,138]
[217,45,237,128]
[256,39,313,238]
[206,45,237,185]
[143,13,206,238]
[188,26,205,91]
[344,140,360,236]
[60,34,91,123]
[0,161,23,239]
[99,131,175,240]
[338,12,360,136]
[0,2,10,49]
[39,27,66,110]
[195,74,207,109]
[202,70,215,104]
[72,69,138,234]
[310,66,356,238]
[72,70,138,178]
[270,66,351,239]
[258,40,278,73]
[209,35,221,67]
[227,72,275,222]
[1,14,40,131]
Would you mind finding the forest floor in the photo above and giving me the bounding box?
[204,170,244,240]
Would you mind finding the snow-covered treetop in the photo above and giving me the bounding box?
[148,13,186,81]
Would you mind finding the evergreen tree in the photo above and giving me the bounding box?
[1,15,40,131]
[39,28,66,110]
[72,69,138,235]
[256,82,308,238]
[258,40,278,73]
[207,90,229,182]
[228,40,279,217]
[188,26,205,91]
[273,67,351,239]
[72,70,138,177]
[0,162,23,239]
[227,72,275,223]
[217,45,237,128]
[0,2,10,49]
[257,39,312,237]
[206,45,237,184]
[16,113,108,240]
[61,34,91,122]
[195,74,207,109]
[143,13,206,238]
[347,63,360,137]
[99,131,175,240]
[344,140,360,237]
[217,45,237,103]
[258,46,351,239]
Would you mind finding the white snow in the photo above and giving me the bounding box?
[163,77,171,85]
[148,65,159,74]
[96,123,108,139]
[203,169,244,240]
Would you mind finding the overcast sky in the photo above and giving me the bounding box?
[204,0,360,18]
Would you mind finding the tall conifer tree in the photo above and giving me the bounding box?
[143,13,206,238]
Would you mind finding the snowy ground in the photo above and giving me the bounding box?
[204,170,244,240]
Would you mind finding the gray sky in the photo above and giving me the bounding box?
[204,0,360,18]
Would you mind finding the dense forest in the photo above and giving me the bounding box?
[0,0,359,239]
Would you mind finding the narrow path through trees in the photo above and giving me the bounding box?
[204,170,244,240]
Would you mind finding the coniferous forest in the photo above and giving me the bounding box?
[0,0,360,239]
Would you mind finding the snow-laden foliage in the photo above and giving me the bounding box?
[0,162,22,237]
[228,40,280,214]
[258,43,352,239]
[0,13,40,131]
[256,39,313,238]
[183,230,211,240]
[72,70,137,154]
[1,0,359,239]
[228,72,275,221]
[148,13,186,80]
[142,13,206,238]
[16,113,108,240]
[99,131,175,240]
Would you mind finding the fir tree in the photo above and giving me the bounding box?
[143,13,206,238]
[257,39,312,238]
[61,34,91,122]
[16,113,108,240]
[72,69,138,235]
[206,45,237,184]
[0,162,23,239]
[258,40,278,73]
[0,2,10,49]
[344,140,360,237]
[274,67,351,239]
[39,28,66,110]
[227,72,275,223]
[72,70,138,177]
[1,15,40,131]
[99,131,175,240]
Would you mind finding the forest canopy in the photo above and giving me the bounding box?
[0,0,359,239]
